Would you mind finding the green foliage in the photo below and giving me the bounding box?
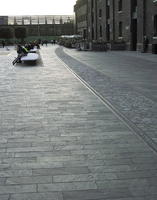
[15,28,27,41]
[0,28,13,39]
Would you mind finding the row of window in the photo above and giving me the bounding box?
[93,0,136,39]
[98,0,123,19]
[97,15,157,39]
[77,14,87,23]
[98,22,123,39]
[82,0,157,39]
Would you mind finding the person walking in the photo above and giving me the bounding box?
[44,40,48,46]
[143,36,149,53]
[2,40,5,48]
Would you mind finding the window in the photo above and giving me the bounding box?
[119,21,123,37]
[118,0,122,11]
[92,13,94,23]
[106,24,110,41]
[92,27,94,40]
[99,9,102,18]
[154,15,157,36]
[83,29,87,39]
[132,0,137,12]
[106,3,110,19]
[100,25,102,37]
[92,0,94,8]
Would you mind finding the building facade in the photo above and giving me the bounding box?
[0,15,74,42]
[0,23,74,39]
[74,0,88,39]
[74,0,157,53]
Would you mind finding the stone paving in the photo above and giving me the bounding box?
[56,47,157,150]
[0,45,157,199]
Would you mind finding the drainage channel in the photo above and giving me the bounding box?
[55,51,157,155]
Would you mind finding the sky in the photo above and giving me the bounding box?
[0,0,76,15]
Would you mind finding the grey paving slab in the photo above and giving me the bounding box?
[56,47,157,149]
[0,184,36,194]
[6,176,52,185]
[63,190,106,200]
[38,181,97,192]
[10,192,63,200]
[0,195,10,200]
[32,167,89,176]
[0,46,157,199]
[0,169,32,177]
[63,188,132,200]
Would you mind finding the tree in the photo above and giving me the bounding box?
[14,27,27,43]
[0,28,13,40]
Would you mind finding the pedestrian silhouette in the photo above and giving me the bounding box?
[2,40,5,48]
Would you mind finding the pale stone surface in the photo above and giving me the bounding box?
[0,46,157,199]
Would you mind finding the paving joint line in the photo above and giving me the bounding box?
[55,51,157,155]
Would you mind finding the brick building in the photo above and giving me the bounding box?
[74,0,88,39]
[74,0,157,53]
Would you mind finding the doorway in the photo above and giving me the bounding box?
[152,44,157,54]
[131,19,137,51]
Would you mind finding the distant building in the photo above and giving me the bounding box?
[0,16,8,25]
[0,15,74,41]
[74,0,157,53]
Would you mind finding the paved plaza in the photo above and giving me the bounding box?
[56,47,157,151]
[0,45,157,199]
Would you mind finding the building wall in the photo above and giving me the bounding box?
[0,23,74,39]
[74,0,88,38]
[145,0,157,52]
[137,0,144,50]
[96,0,105,41]
[74,0,157,53]
[136,0,157,52]
[114,0,130,42]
